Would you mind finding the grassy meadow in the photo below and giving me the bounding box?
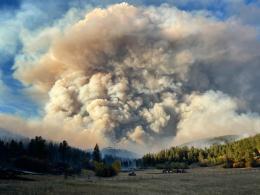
[0,167,260,195]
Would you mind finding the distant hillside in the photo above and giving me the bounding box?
[0,129,139,160]
[101,147,139,159]
[143,134,260,169]
[0,128,25,141]
[180,135,244,148]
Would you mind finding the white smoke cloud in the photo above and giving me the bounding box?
[0,3,260,153]
[174,90,260,145]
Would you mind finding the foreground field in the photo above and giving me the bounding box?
[0,168,260,195]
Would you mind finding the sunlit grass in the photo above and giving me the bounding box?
[0,168,260,195]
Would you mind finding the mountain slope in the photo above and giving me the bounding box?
[101,147,139,159]
[0,128,25,140]
[179,135,244,148]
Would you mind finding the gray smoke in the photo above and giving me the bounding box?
[0,3,260,153]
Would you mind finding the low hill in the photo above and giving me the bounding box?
[143,134,260,168]
[180,135,243,148]
[0,128,26,141]
[101,147,139,159]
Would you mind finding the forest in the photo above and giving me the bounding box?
[0,136,123,177]
[0,136,91,174]
[1,134,260,178]
[143,134,260,169]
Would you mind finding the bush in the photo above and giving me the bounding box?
[232,161,245,168]
[156,162,189,170]
[94,162,117,177]
[223,159,233,168]
[252,159,260,167]
[112,160,121,174]
[199,157,226,167]
[199,159,209,167]
[156,163,168,170]
[170,162,189,169]
[245,159,257,167]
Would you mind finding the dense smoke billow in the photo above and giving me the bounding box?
[1,3,260,153]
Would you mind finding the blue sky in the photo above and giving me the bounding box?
[0,0,260,117]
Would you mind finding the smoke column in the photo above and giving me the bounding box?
[1,3,260,153]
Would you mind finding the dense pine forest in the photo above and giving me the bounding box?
[143,134,260,169]
[0,136,129,177]
[1,134,260,177]
[0,136,91,174]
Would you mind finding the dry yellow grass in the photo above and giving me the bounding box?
[0,168,260,195]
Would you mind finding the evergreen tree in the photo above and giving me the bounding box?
[142,134,260,168]
[59,140,70,162]
[93,144,101,162]
[28,136,47,159]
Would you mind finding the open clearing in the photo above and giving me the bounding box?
[0,168,260,195]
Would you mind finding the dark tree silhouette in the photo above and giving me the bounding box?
[59,140,69,162]
[0,136,91,174]
[93,144,101,162]
[28,136,47,159]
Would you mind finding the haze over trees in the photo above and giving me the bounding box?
[143,134,260,169]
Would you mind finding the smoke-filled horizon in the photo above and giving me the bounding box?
[1,2,260,154]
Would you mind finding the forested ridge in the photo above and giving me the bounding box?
[1,134,260,176]
[0,136,129,177]
[0,136,90,174]
[143,134,260,168]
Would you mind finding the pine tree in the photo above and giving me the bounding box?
[59,140,69,162]
[93,144,101,162]
[28,136,47,159]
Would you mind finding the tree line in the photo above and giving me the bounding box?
[0,136,124,177]
[143,134,260,169]
[0,136,91,174]
[3,133,258,177]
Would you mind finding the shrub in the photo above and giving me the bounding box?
[112,160,121,174]
[94,162,117,177]
[223,159,233,168]
[170,162,189,169]
[156,163,168,170]
[232,161,245,168]
[199,159,209,167]
[156,162,189,169]
[245,159,257,167]
[252,159,260,167]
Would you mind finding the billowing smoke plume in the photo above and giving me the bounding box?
[1,3,260,153]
